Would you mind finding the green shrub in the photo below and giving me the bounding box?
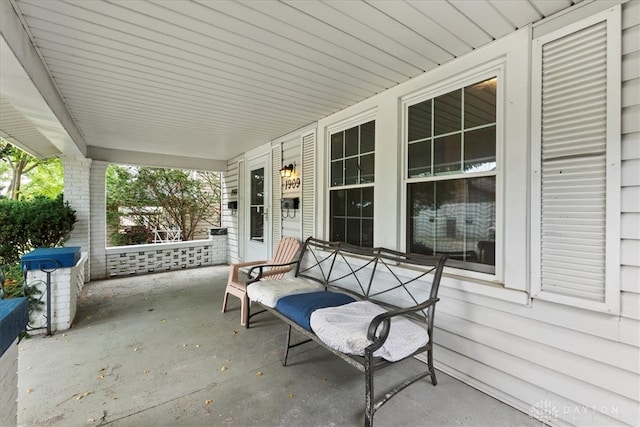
[0,264,24,298]
[0,194,77,266]
[1,195,75,308]
[0,264,42,310]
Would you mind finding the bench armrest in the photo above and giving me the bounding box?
[365,297,440,352]
[247,260,300,283]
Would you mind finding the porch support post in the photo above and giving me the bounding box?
[89,161,109,280]
[62,156,92,281]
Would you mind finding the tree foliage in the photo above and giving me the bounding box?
[0,195,77,265]
[106,165,221,245]
[0,139,63,200]
[19,158,64,199]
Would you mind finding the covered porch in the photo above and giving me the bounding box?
[17,265,538,426]
[2,1,639,426]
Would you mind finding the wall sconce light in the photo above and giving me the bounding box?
[280,163,294,178]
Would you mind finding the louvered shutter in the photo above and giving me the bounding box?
[531,7,620,313]
[237,160,245,261]
[272,145,282,253]
[301,132,316,241]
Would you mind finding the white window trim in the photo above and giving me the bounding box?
[323,108,377,240]
[401,62,507,285]
[530,6,621,314]
[315,29,531,303]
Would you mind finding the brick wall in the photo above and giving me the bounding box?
[90,161,108,280]
[105,235,227,277]
[24,253,88,333]
[62,157,92,281]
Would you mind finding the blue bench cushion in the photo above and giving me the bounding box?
[275,291,356,331]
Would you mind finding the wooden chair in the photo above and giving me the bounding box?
[221,237,301,326]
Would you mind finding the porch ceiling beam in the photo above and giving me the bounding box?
[0,0,86,159]
[87,146,226,172]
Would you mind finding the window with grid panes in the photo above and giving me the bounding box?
[330,120,375,247]
[406,78,497,274]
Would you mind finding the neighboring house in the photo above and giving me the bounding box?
[221,3,639,426]
[107,169,221,244]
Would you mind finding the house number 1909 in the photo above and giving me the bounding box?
[284,178,301,190]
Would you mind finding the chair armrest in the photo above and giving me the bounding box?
[247,260,300,283]
[232,260,268,268]
[228,260,268,284]
[256,266,293,278]
[365,297,440,352]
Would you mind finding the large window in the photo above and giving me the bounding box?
[329,120,375,247]
[406,78,497,274]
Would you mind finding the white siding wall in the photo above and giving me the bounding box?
[222,157,242,264]
[434,5,639,425]
[306,3,638,426]
[274,126,317,244]
[224,127,315,263]
[224,3,637,424]
[281,137,302,240]
[445,4,640,426]
[620,0,640,324]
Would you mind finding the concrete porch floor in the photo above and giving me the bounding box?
[17,265,539,427]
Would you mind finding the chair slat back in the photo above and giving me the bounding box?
[267,237,301,279]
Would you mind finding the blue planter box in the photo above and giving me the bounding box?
[0,297,28,356]
[21,247,81,271]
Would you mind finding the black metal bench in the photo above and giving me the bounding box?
[246,237,448,427]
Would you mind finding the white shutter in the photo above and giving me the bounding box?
[531,7,621,313]
[272,144,282,252]
[237,160,245,261]
[301,132,316,241]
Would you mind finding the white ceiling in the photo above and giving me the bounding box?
[1,0,582,169]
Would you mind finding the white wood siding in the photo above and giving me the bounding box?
[441,4,639,426]
[227,2,639,425]
[620,0,640,325]
[222,158,241,264]
[309,3,639,426]
[281,138,302,240]
[431,5,638,426]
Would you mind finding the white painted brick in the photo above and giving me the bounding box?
[25,255,86,333]
[55,315,71,324]
[0,339,19,427]
[0,340,18,382]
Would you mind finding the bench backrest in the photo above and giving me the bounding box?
[295,237,448,323]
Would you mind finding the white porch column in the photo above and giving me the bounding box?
[90,161,108,279]
[62,156,92,281]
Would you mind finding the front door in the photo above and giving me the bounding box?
[245,154,270,261]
